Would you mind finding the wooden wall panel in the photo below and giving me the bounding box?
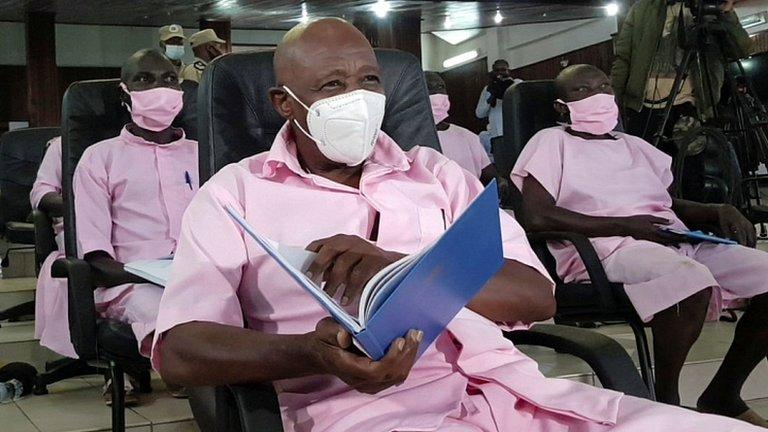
[0,66,29,126]
[510,39,616,81]
[440,57,489,134]
[750,31,768,56]
[353,11,422,61]
[1,66,121,131]
[26,12,60,127]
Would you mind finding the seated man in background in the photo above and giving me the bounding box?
[425,71,499,185]
[151,19,762,432]
[74,48,198,402]
[30,137,74,358]
[513,64,768,427]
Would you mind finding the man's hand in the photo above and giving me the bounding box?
[716,204,756,247]
[621,215,682,245]
[310,318,422,394]
[720,0,736,13]
[306,235,404,307]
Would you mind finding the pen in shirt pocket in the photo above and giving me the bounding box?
[184,171,193,190]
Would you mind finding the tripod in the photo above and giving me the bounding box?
[651,4,721,148]
[722,63,768,236]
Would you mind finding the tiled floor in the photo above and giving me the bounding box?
[4,239,768,430]
[1,276,196,432]
[4,374,198,432]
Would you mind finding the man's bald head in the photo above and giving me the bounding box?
[274,18,375,86]
[269,17,384,170]
[554,64,612,102]
[269,17,383,122]
[120,49,180,92]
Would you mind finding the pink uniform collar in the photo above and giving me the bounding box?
[119,126,187,147]
[262,122,411,179]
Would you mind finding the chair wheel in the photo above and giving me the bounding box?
[33,383,49,395]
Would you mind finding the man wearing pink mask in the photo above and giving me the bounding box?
[73,49,198,402]
[513,64,768,427]
[151,21,764,432]
[425,71,494,182]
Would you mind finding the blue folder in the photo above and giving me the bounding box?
[661,228,738,245]
[225,181,504,360]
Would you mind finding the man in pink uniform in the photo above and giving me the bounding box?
[424,72,494,182]
[73,49,198,366]
[152,20,762,432]
[513,64,768,426]
[30,137,75,357]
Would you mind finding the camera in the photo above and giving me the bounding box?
[669,0,726,17]
[487,75,514,101]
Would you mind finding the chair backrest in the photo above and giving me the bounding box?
[60,79,129,257]
[499,80,558,181]
[198,49,441,182]
[60,78,198,256]
[0,127,61,232]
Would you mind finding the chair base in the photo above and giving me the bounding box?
[33,358,97,395]
[0,300,35,326]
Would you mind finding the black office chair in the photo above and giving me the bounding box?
[50,77,203,431]
[501,80,659,398]
[197,52,650,432]
[0,127,60,325]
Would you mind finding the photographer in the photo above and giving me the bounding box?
[475,59,522,148]
[612,0,751,145]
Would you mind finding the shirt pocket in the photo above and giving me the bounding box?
[417,207,447,249]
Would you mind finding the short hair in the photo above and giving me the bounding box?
[492,59,509,68]
[120,49,166,83]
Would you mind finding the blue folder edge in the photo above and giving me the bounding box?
[662,228,738,245]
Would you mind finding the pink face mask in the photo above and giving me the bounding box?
[120,83,184,132]
[429,93,450,124]
[558,93,618,136]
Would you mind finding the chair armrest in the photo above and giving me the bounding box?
[5,221,35,245]
[32,209,57,266]
[52,257,98,360]
[526,231,617,311]
[215,384,283,432]
[506,324,651,399]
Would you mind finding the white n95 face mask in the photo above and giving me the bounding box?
[283,86,386,166]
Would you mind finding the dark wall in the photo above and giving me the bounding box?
[0,66,120,131]
[440,56,489,134]
[0,66,28,124]
[510,39,615,81]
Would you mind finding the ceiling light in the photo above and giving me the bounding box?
[300,2,309,23]
[443,50,478,69]
[218,0,236,7]
[373,0,390,18]
[494,10,503,24]
[444,15,452,29]
[605,2,620,16]
[432,29,482,45]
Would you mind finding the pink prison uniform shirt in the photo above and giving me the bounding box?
[74,127,198,354]
[511,126,768,322]
[147,121,764,432]
[30,137,75,357]
[437,124,491,178]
